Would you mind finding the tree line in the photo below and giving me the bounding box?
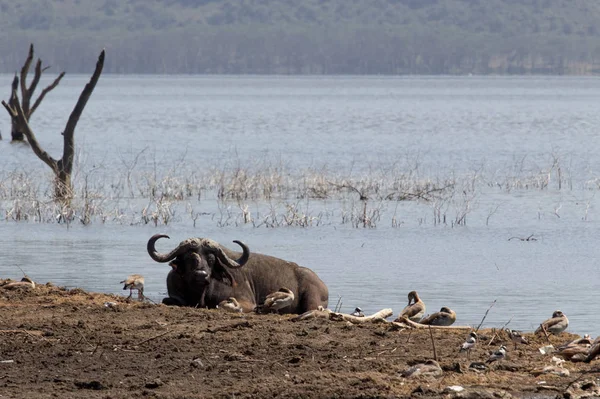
[1,0,600,75]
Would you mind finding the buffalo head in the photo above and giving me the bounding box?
[147,234,250,305]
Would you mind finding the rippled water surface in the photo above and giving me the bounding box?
[1,75,600,336]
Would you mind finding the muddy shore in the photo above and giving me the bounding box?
[0,281,599,399]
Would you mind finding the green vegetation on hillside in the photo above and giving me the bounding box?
[1,0,600,74]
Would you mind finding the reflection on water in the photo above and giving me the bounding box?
[0,75,599,336]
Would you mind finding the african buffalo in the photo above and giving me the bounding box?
[147,234,329,314]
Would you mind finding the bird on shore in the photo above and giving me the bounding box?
[350,307,364,317]
[506,329,530,350]
[559,334,593,349]
[217,297,244,313]
[120,274,145,300]
[459,331,477,360]
[535,310,569,335]
[396,290,426,322]
[419,306,456,326]
[486,345,507,364]
[401,359,443,378]
[256,288,294,314]
[584,337,600,363]
[2,276,36,290]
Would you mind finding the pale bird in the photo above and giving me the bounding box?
[396,290,426,322]
[401,360,443,378]
[2,276,36,290]
[506,329,530,350]
[217,297,244,313]
[257,287,294,314]
[486,345,507,364]
[419,306,456,326]
[459,331,477,360]
[535,310,569,335]
[350,307,364,317]
[120,274,145,300]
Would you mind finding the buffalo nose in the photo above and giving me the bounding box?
[198,270,208,276]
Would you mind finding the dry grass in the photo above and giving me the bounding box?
[0,153,597,227]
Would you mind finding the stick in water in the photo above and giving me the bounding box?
[475,299,497,332]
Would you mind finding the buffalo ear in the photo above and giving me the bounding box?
[212,264,236,287]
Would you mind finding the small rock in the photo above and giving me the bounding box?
[539,345,555,355]
[74,380,106,390]
[444,385,465,392]
[144,378,163,389]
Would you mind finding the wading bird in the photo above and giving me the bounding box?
[419,306,456,326]
[256,288,294,314]
[396,290,426,322]
[460,331,477,360]
[120,274,145,300]
[535,310,569,335]
[486,345,507,364]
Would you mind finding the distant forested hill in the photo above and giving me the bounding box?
[1,0,600,74]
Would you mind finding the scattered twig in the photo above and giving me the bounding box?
[333,296,343,313]
[540,324,551,344]
[487,317,513,346]
[508,234,537,241]
[135,330,171,345]
[475,299,496,332]
[428,326,438,361]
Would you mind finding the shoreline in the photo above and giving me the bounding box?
[1,280,599,398]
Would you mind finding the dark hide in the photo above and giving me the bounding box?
[155,239,328,314]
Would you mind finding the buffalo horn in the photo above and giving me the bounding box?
[212,240,250,269]
[147,234,198,263]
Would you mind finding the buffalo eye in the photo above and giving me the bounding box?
[206,253,216,266]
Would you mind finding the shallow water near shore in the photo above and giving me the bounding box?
[1,75,600,337]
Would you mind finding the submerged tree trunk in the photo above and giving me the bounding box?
[2,48,105,203]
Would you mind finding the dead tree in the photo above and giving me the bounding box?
[3,44,66,142]
[2,49,105,202]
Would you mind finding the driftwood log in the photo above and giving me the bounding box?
[394,316,472,330]
[292,309,473,331]
[291,307,392,323]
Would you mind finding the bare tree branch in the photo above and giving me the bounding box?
[19,44,34,101]
[22,59,43,115]
[2,92,58,173]
[60,49,105,176]
[29,72,65,117]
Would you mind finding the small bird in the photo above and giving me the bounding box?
[350,307,365,317]
[459,331,477,360]
[419,306,456,326]
[401,359,443,378]
[2,276,36,290]
[559,334,593,349]
[535,310,569,335]
[506,329,530,350]
[555,344,591,361]
[486,345,507,364]
[396,290,426,322]
[584,336,600,363]
[257,287,294,314]
[217,297,244,313]
[120,274,145,300]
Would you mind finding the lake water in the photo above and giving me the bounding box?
[1,75,600,337]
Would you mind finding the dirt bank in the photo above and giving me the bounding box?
[0,280,598,399]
